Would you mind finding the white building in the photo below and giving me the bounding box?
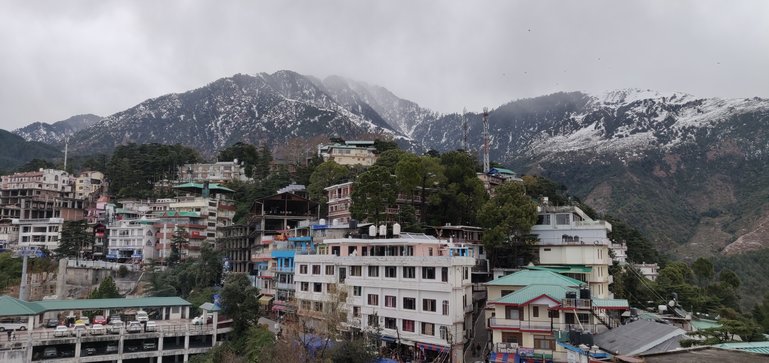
[294,230,476,362]
[13,218,63,251]
[633,262,660,281]
[531,203,615,299]
[0,220,19,250]
[106,219,158,262]
[317,141,378,166]
[74,171,106,199]
[178,160,251,183]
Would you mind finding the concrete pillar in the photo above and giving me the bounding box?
[157,332,164,363]
[183,329,190,362]
[55,258,68,299]
[162,307,166,320]
[74,336,81,361]
[211,312,218,346]
[117,330,124,363]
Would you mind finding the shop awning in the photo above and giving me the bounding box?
[416,342,449,353]
[258,295,274,305]
[488,352,513,363]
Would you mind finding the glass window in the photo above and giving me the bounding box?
[385,295,396,308]
[368,266,379,277]
[385,266,397,278]
[368,294,379,306]
[402,319,415,332]
[422,267,436,279]
[441,267,448,282]
[534,335,555,350]
[421,322,435,336]
[299,265,308,274]
[505,306,521,320]
[313,283,322,293]
[385,317,396,329]
[423,299,436,312]
[351,266,362,276]
[556,214,570,225]
[442,300,449,315]
[403,266,415,279]
[353,286,361,296]
[403,297,416,310]
[325,265,335,275]
[300,282,309,291]
[368,315,378,327]
[312,265,321,275]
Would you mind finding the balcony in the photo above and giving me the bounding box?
[276,282,295,290]
[561,299,592,309]
[275,266,295,273]
[488,318,602,333]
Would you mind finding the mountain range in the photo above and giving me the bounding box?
[9,71,769,262]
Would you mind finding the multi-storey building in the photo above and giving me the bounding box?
[217,224,256,274]
[178,160,251,183]
[13,218,63,251]
[531,202,616,299]
[73,171,106,200]
[0,219,19,250]
[170,183,236,258]
[317,140,378,166]
[325,181,422,225]
[484,270,629,362]
[106,219,158,262]
[294,230,477,362]
[153,211,208,262]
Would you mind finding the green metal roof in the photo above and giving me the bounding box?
[0,296,45,316]
[486,269,584,287]
[526,265,593,274]
[592,298,629,309]
[162,211,200,218]
[35,296,191,311]
[494,285,575,305]
[716,342,769,355]
[692,318,722,331]
[173,182,235,193]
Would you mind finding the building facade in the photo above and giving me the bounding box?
[178,160,250,183]
[294,232,476,362]
[318,141,378,166]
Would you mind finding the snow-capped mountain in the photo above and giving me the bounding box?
[59,71,427,156]
[13,114,101,145]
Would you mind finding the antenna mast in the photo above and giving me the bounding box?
[462,107,468,151]
[482,107,490,173]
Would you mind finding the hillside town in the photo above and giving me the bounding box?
[1,139,766,363]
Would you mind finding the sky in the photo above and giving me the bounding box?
[1,0,768,130]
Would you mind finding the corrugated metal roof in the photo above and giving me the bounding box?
[0,296,45,316]
[592,298,630,309]
[486,269,584,287]
[526,265,593,274]
[35,297,191,311]
[717,342,769,355]
[173,182,235,193]
[494,285,574,305]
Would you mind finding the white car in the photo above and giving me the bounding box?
[53,325,69,337]
[126,321,142,333]
[71,323,87,336]
[107,321,124,334]
[136,310,149,323]
[89,324,106,335]
[144,321,157,332]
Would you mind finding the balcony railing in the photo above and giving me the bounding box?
[488,318,603,333]
[561,299,592,309]
[276,282,294,290]
[275,266,295,273]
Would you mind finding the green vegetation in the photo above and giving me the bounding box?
[54,221,91,259]
[107,143,202,198]
[477,182,538,268]
[90,276,121,299]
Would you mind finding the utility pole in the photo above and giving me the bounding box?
[19,252,29,301]
[63,134,70,171]
[462,107,468,151]
[482,107,490,173]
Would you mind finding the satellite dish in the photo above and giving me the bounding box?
[668,300,676,307]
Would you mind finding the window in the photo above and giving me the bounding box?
[422,267,436,279]
[534,335,555,350]
[441,267,448,282]
[368,294,379,306]
[505,306,522,320]
[501,332,521,344]
[368,266,379,277]
[299,264,308,274]
[423,299,436,312]
[548,310,559,319]
[300,282,309,291]
[402,319,415,332]
[533,306,540,318]
[301,300,311,311]
[403,266,415,279]
[368,315,379,327]
[403,297,416,310]
[353,306,360,317]
[501,290,514,297]
[556,213,570,225]
[351,266,362,276]
[385,266,397,278]
[313,283,322,293]
[442,300,449,316]
[536,214,551,225]
[385,317,397,329]
[385,295,396,308]
[312,265,321,275]
[325,265,335,275]
[421,322,435,336]
[353,286,362,296]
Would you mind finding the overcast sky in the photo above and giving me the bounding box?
[1,1,768,130]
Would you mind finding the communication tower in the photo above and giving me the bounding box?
[482,107,490,173]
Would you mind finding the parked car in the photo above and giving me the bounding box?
[93,315,108,325]
[142,340,157,350]
[80,316,90,326]
[144,321,157,332]
[89,324,106,335]
[0,319,27,331]
[82,347,96,356]
[105,343,118,353]
[136,310,149,323]
[53,325,69,337]
[126,321,142,333]
[107,321,124,334]
[191,315,212,325]
[45,318,60,328]
[43,347,57,358]
[125,344,140,352]
[71,323,87,336]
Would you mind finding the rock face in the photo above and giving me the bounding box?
[11,72,769,257]
[13,114,101,145]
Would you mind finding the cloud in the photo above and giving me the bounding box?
[1,0,767,130]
